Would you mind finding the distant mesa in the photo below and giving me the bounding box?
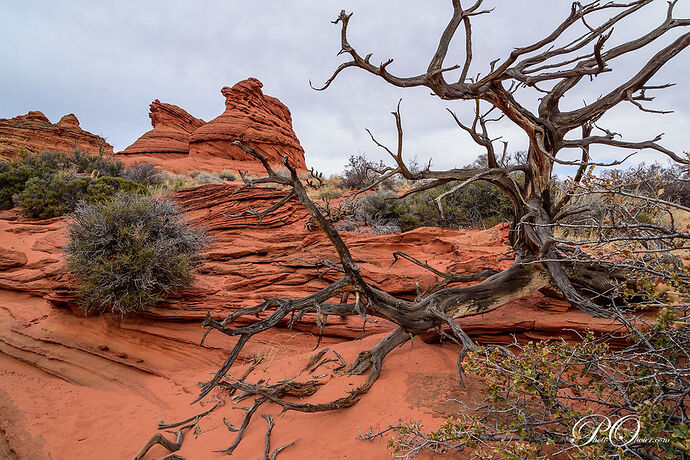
[118,78,307,173]
[0,111,113,161]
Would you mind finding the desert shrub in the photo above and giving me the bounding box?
[556,163,689,242]
[340,153,516,231]
[580,163,690,210]
[342,154,395,190]
[663,178,690,207]
[0,162,31,209]
[352,180,514,232]
[0,151,72,208]
[371,223,402,234]
[317,183,344,201]
[121,161,161,184]
[13,173,147,219]
[157,171,188,190]
[219,170,237,182]
[83,176,148,202]
[188,169,201,178]
[431,180,514,229]
[14,172,73,218]
[69,149,124,177]
[357,191,419,232]
[384,306,690,459]
[335,220,361,233]
[65,192,209,315]
[194,171,223,185]
[0,150,156,217]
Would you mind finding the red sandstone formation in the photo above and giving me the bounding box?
[189,79,306,168]
[0,184,627,459]
[118,79,306,174]
[119,100,205,155]
[0,111,113,161]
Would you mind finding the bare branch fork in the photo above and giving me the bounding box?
[311,0,688,309]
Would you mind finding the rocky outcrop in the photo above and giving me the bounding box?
[189,79,306,168]
[0,111,113,161]
[0,248,27,270]
[1,183,622,341]
[119,100,205,155]
[117,79,306,174]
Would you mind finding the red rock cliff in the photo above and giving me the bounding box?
[0,111,113,160]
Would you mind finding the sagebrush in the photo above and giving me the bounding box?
[65,192,209,315]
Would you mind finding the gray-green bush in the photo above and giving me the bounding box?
[65,192,209,315]
[0,150,158,217]
[353,180,514,232]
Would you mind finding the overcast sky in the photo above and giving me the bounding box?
[1,1,688,176]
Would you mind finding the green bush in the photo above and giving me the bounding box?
[69,149,124,177]
[13,174,147,219]
[354,180,514,232]
[65,192,209,315]
[0,151,70,209]
[0,150,156,217]
[14,172,72,218]
[83,176,147,203]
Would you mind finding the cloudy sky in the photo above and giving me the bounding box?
[1,0,688,176]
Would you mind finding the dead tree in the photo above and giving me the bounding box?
[197,0,689,424]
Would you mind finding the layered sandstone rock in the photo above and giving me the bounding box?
[189,78,306,168]
[1,183,621,341]
[117,79,306,173]
[0,183,631,459]
[0,111,113,161]
[119,100,205,155]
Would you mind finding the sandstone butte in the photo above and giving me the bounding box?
[0,111,113,161]
[0,182,626,460]
[117,78,307,175]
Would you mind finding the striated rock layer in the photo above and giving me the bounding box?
[0,184,624,341]
[118,79,306,174]
[189,78,306,168]
[0,111,113,161]
[0,184,626,459]
[120,100,205,155]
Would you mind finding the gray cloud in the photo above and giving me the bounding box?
[0,1,688,175]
